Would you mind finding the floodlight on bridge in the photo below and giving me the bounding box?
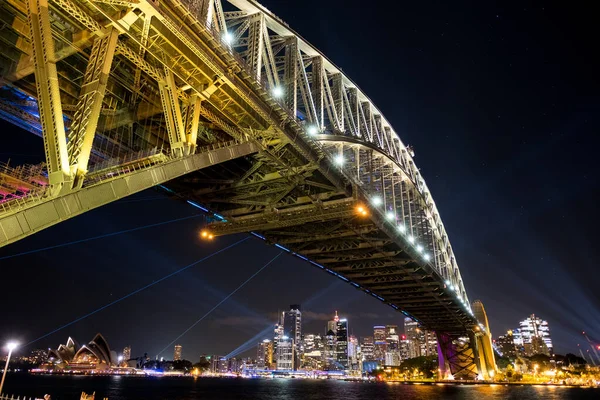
[385,211,395,221]
[371,196,383,206]
[200,230,214,240]
[397,224,406,233]
[416,244,424,253]
[408,235,415,244]
[334,154,345,166]
[223,32,234,45]
[307,125,319,136]
[272,86,284,98]
[424,253,431,261]
[355,205,368,217]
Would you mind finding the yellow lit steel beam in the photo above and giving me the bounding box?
[67,27,120,187]
[27,0,70,189]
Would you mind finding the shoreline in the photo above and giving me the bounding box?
[25,373,600,388]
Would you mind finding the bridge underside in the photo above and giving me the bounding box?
[167,164,472,334]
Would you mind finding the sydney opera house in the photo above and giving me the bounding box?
[42,334,118,372]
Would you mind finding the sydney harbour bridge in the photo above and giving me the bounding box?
[0,0,496,379]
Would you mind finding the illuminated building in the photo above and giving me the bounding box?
[399,337,410,360]
[43,334,116,372]
[335,317,349,369]
[276,336,293,370]
[403,317,437,358]
[515,314,553,356]
[324,329,336,370]
[173,345,182,361]
[496,330,517,358]
[327,311,339,334]
[348,335,358,359]
[373,325,386,362]
[257,339,274,369]
[384,325,400,366]
[283,304,302,370]
[404,318,420,358]
[303,334,316,352]
[273,322,284,364]
[361,337,375,361]
[122,346,131,362]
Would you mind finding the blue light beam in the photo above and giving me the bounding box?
[24,237,250,347]
[156,251,283,356]
[0,213,205,261]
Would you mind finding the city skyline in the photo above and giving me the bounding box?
[0,0,598,364]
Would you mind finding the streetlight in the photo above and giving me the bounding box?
[0,342,18,395]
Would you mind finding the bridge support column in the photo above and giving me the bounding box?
[68,27,120,188]
[436,332,478,380]
[159,70,188,157]
[27,0,70,191]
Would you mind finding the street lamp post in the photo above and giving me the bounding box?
[0,342,18,396]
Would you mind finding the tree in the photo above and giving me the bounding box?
[172,359,193,371]
[399,356,438,379]
[193,355,211,372]
[496,356,511,370]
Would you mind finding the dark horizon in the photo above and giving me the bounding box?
[1,0,598,363]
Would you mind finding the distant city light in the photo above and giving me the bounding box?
[272,86,284,98]
[334,154,345,165]
[371,196,383,206]
[307,125,319,136]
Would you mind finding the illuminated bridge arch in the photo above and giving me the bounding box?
[0,0,494,378]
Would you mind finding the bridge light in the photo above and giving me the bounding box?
[445,280,450,286]
[416,244,424,253]
[371,196,383,206]
[408,235,415,244]
[272,86,284,98]
[397,224,406,233]
[356,205,368,217]
[307,125,319,136]
[386,211,395,221]
[334,154,345,166]
[200,230,214,240]
[424,253,431,261]
[223,32,234,45]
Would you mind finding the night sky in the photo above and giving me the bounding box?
[1,1,598,361]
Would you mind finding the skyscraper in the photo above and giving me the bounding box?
[257,339,274,369]
[361,337,375,361]
[276,336,293,370]
[496,330,517,358]
[283,305,302,370]
[404,317,421,358]
[516,314,553,356]
[173,345,182,361]
[273,321,284,364]
[335,317,349,369]
[373,325,386,362]
[384,325,400,366]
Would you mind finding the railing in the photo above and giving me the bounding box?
[0,393,39,400]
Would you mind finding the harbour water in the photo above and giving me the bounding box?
[2,375,600,400]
